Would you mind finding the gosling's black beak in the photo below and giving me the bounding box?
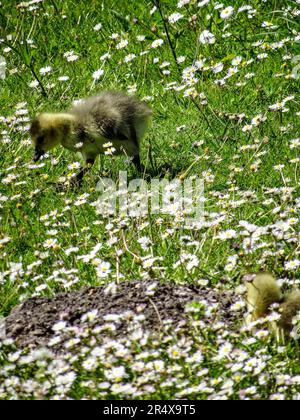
[33,148,44,162]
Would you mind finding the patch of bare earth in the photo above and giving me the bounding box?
[5,281,242,351]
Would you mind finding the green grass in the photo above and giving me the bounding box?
[0,0,300,400]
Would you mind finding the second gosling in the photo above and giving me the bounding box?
[30,91,153,185]
[244,272,300,342]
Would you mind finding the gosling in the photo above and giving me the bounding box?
[244,272,300,342]
[30,91,153,185]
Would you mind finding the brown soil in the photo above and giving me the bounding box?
[4,280,241,350]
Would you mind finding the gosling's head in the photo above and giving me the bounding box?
[244,272,282,319]
[30,113,74,162]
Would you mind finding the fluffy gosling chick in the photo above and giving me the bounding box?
[244,272,300,342]
[30,91,153,184]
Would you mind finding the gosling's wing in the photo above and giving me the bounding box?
[73,113,130,143]
[70,94,139,142]
[98,117,129,141]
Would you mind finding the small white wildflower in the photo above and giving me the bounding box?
[39,66,52,75]
[137,35,146,42]
[29,80,39,88]
[68,162,81,171]
[92,69,104,80]
[168,13,184,24]
[52,321,67,332]
[178,0,190,7]
[94,23,102,31]
[198,0,210,6]
[66,53,79,62]
[82,357,98,371]
[199,30,215,45]
[218,230,238,240]
[100,53,111,61]
[43,238,58,249]
[212,62,224,73]
[105,366,127,382]
[220,6,234,19]
[116,39,128,49]
[58,75,69,82]
[95,261,111,278]
[285,260,300,271]
[151,39,164,48]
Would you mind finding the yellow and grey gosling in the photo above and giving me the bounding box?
[30,91,153,185]
[244,272,300,342]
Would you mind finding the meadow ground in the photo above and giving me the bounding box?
[0,0,300,400]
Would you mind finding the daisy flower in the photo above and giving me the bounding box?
[39,66,52,75]
[92,69,104,80]
[220,6,234,19]
[151,39,164,49]
[199,30,215,45]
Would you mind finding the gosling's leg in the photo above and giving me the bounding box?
[56,159,95,191]
[132,155,142,173]
[57,158,95,191]
[130,126,144,174]
[75,158,95,186]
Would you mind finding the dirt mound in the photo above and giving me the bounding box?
[4,281,241,350]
